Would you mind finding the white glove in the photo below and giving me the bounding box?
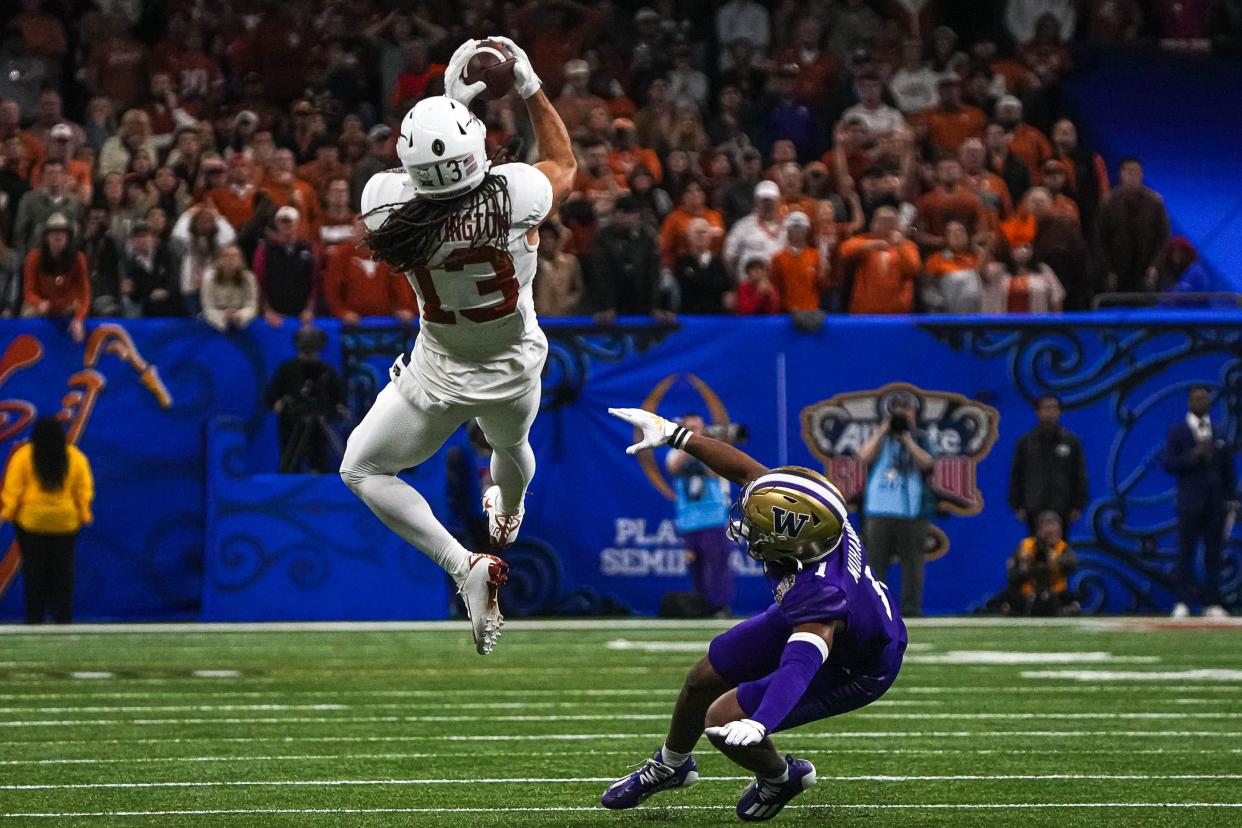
[608,407,686,456]
[486,35,542,99]
[444,39,487,107]
[706,719,767,747]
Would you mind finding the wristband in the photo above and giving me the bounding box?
[670,425,692,450]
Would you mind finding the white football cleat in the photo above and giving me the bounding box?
[459,553,508,655]
[1204,605,1229,619]
[1171,602,1190,619]
[482,485,524,549]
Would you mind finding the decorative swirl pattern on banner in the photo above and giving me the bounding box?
[925,319,1242,612]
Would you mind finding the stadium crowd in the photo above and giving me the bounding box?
[1,0,1238,337]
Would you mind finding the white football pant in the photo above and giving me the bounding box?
[340,377,539,582]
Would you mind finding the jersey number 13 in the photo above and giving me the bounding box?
[412,247,519,325]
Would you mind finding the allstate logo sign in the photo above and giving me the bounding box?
[799,382,1000,517]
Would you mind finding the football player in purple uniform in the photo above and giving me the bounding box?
[600,408,908,822]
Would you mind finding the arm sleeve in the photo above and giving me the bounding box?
[749,634,829,732]
[1073,437,1089,510]
[496,163,553,230]
[1162,425,1198,474]
[71,449,94,526]
[323,247,346,317]
[1009,436,1025,510]
[236,271,259,327]
[201,273,227,330]
[0,448,24,523]
[360,171,413,230]
[252,243,269,307]
[22,250,41,308]
[73,254,90,323]
[305,246,322,313]
[171,210,193,245]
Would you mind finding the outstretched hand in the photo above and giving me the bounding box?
[608,407,677,455]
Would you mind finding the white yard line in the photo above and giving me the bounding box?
[2,746,1234,767]
[5,803,1242,819]
[2,730,1238,748]
[6,774,1242,792]
[0,684,1238,703]
[2,617,1238,635]
[3,711,1240,728]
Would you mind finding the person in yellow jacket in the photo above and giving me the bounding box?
[1,416,94,624]
[993,510,1080,617]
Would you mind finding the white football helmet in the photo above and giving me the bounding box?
[397,96,489,200]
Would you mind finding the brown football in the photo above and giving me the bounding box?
[463,40,517,101]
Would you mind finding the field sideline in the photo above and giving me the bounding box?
[1,618,1240,826]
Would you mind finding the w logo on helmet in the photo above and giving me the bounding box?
[771,506,811,538]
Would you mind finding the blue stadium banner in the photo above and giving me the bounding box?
[0,312,1238,621]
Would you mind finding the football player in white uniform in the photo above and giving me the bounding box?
[339,37,575,654]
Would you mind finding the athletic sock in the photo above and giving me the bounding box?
[343,470,472,583]
[762,766,790,784]
[489,439,535,514]
[660,745,690,768]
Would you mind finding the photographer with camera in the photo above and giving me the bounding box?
[264,326,349,474]
[858,393,936,617]
[664,414,740,617]
[990,511,1080,617]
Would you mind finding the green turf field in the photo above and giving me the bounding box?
[1,618,1241,826]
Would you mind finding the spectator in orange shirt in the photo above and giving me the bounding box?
[318,178,357,258]
[1040,160,1081,227]
[324,222,416,325]
[0,99,45,178]
[996,96,1052,184]
[21,213,87,341]
[389,40,445,115]
[777,16,842,107]
[297,140,349,200]
[33,125,92,204]
[769,211,824,313]
[572,139,624,217]
[555,59,608,140]
[608,119,662,185]
[840,207,922,315]
[84,14,148,111]
[12,0,67,74]
[985,120,1031,209]
[206,154,256,232]
[659,180,725,270]
[736,257,781,316]
[922,220,990,313]
[260,148,320,244]
[959,137,1013,217]
[777,162,817,225]
[982,242,1065,315]
[915,157,988,250]
[1018,14,1074,86]
[922,74,986,155]
[1050,119,1110,234]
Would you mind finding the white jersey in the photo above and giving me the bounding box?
[362,162,553,403]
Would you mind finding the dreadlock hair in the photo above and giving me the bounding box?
[31,416,68,493]
[362,170,513,273]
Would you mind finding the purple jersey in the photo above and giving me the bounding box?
[763,521,905,673]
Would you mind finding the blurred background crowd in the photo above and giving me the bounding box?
[2,0,1240,338]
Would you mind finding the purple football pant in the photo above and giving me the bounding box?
[682,526,735,610]
[707,604,905,732]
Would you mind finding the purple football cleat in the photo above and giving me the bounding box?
[600,750,699,809]
[736,755,817,821]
